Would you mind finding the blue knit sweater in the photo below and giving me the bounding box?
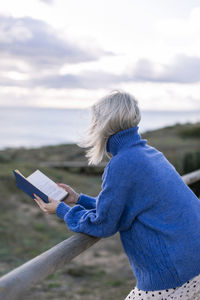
[56,125,200,291]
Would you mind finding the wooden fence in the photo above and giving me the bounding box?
[0,169,200,300]
[40,161,107,175]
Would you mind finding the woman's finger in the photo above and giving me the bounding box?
[34,198,45,211]
[43,207,48,213]
[57,183,70,189]
[35,199,48,213]
[34,194,44,204]
[34,194,46,210]
[48,197,55,203]
[57,183,72,193]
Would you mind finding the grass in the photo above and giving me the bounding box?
[142,122,200,173]
[178,124,200,139]
[66,265,106,278]
[0,121,199,299]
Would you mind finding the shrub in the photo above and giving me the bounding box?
[183,151,200,197]
[179,125,200,139]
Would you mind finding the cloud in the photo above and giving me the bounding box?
[32,71,125,89]
[37,54,200,89]
[0,12,199,90]
[1,46,200,89]
[131,55,200,83]
[39,0,54,4]
[0,70,124,89]
[0,15,111,70]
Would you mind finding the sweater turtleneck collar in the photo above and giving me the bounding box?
[106,125,146,156]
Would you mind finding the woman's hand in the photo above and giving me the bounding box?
[33,194,59,214]
[57,183,80,206]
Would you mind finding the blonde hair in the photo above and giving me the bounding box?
[77,90,141,165]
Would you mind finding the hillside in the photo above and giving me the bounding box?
[0,122,199,300]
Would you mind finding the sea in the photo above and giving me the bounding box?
[0,106,199,150]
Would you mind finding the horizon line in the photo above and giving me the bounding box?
[0,104,200,113]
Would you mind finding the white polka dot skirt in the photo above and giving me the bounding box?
[125,273,200,299]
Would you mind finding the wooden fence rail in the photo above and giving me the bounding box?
[0,234,99,300]
[182,169,200,185]
[0,169,200,300]
[40,161,107,168]
[40,161,107,175]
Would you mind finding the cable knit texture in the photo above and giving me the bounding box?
[56,125,200,291]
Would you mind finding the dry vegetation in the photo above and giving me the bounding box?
[0,122,199,299]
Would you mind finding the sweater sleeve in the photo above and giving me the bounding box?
[76,193,96,209]
[56,162,130,238]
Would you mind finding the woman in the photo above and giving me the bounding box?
[34,90,200,299]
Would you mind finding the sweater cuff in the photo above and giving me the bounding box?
[56,202,70,220]
[77,193,96,206]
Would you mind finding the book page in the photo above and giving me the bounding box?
[15,169,26,178]
[27,170,68,201]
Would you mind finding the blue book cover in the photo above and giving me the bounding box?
[13,170,49,203]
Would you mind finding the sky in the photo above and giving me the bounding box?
[0,0,200,110]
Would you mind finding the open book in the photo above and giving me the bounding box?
[13,169,68,203]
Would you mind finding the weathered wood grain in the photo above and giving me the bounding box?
[182,169,200,185]
[0,233,99,300]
